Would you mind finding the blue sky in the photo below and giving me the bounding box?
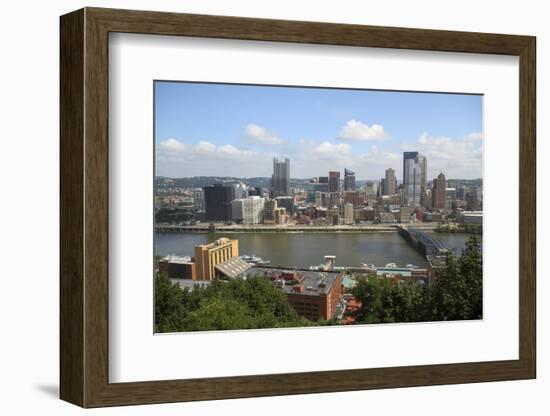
[155,81,483,180]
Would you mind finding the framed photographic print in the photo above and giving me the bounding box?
[60,7,536,408]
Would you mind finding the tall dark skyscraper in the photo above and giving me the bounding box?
[272,157,290,197]
[384,168,396,195]
[403,151,427,207]
[328,171,341,193]
[314,176,329,193]
[344,169,356,191]
[204,184,235,222]
[432,172,447,210]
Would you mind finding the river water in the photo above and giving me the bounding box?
[155,231,471,269]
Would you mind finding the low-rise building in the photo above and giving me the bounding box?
[246,268,343,321]
[274,207,288,224]
[379,212,395,224]
[344,203,354,225]
[398,206,412,223]
[194,238,239,280]
[158,254,196,280]
[456,210,483,224]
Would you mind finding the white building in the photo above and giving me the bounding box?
[344,203,354,225]
[193,188,205,211]
[231,196,265,224]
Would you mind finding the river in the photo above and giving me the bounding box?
[155,231,471,269]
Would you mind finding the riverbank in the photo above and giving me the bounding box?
[155,223,439,233]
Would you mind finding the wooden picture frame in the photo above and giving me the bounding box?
[60,7,536,408]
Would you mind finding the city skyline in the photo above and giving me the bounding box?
[155,81,483,180]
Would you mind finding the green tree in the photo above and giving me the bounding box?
[352,277,396,324]
[351,234,482,324]
[182,296,251,331]
[154,272,186,332]
[155,274,316,332]
[427,234,482,321]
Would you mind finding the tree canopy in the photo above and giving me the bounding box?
[155,274,312,332]
[351,234,482,324]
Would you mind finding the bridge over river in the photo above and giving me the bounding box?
[397,225,450,256]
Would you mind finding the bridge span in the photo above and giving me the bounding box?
[397,225,450,256]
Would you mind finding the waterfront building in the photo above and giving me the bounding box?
[384,168,396,195]
[272,157,290,197]
[231,196,265,224]
[158,255,196,280]
[344,168,356,191]
[398,206,412,223]
[403,151,427,207]
[204,183,235,222]
[328,207,340,225]
[432,172,447,210]
[194,238,239,280]
[275,195,295,215]
[246,268,343,321]
[193,188,205,211]
[344,203,354,225]
[274,207,288,224]
[379,211,395,224]
[328,171,341,193]
[263,198,277,224]
[456,210,483,224]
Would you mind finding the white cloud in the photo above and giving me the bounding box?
[407,132,483,179]
[156,138,270,177]
[158,137,186,152]
[338,120,387,141]
[245,123,283,145]
[156,132,482,180]
[311,141,352,156]
[195,140,217,154]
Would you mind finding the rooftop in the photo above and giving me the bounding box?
[170,279,211,291]
[159,254,193,264]
[377,268,412,278]
[215,257,252,279]
[244,267,341,296]
[197,237,233,249]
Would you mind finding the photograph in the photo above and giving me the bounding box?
[153,81,483,333]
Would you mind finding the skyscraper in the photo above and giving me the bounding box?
[275,196,295,216]
[193,188,205,211]
[344,168,356,191]
[432,172,447,210]
[344,203,354,225]
[329,171,341,193]
[272,157,290,197]
[231,196,266,224]
[466,186,482,210]
[263,198,278,223]
[403,152,427,207]
[384,168,396,195]
[204,184,236,222]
